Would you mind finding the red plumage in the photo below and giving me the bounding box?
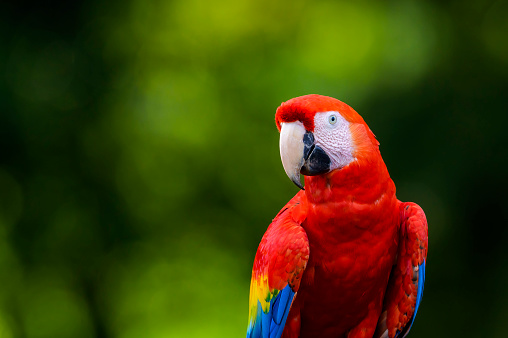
[248,95,428,338]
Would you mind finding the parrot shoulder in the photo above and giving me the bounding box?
[247,191,309,338]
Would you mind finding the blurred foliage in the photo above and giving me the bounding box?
[0,0,507,337]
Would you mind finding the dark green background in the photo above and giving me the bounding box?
[1,0,507,337]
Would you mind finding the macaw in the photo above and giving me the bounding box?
[246,95,428,338]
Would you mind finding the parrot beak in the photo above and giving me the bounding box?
[280,122,332,190]
[280,122,307,189]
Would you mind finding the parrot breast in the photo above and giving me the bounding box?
[285,155,400,336]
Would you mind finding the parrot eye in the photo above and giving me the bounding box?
[329,115,337,125]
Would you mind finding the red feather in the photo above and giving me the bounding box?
[248,95,428,338]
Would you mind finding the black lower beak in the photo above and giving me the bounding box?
[301,132,331,176]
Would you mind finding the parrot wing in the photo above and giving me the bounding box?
[247,191,309,338]
[375,202,428,338]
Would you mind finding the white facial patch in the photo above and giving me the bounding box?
[313,111,354,171]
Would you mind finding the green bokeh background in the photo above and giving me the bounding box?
[1,0,507,337]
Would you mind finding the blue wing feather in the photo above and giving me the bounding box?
[397,260,426,338]
[275,286,292,324]
[247,284,295,338]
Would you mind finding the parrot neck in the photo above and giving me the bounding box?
[303,153,394,205]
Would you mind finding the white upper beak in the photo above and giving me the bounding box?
[279,122,306,189]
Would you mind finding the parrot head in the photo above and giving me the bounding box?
[275,94,379,189]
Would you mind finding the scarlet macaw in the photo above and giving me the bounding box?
[247,95,428,338]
